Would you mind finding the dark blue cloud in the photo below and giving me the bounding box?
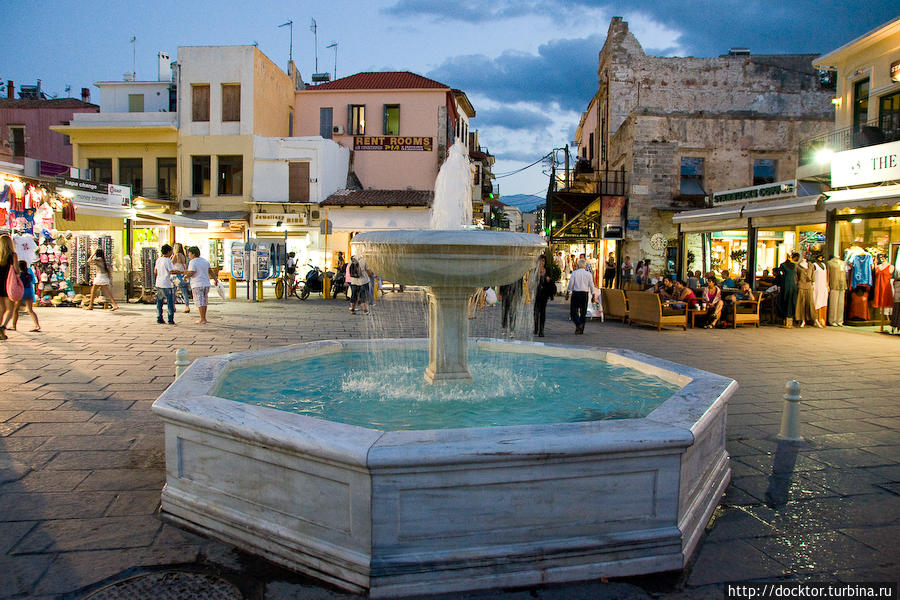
[470,107,553,131]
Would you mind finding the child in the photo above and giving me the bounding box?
[11,260,40,332]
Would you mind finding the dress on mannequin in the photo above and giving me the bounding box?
[873,261,894,309]
[795,261,817,325]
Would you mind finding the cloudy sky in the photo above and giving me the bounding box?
[3,1,897,200]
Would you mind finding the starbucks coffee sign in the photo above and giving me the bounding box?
[713,180,796,205]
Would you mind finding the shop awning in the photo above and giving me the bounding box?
[740,194,823,218]
[73,202,133,219]
[823,185,900,210]
[672,204,745,224]
[133,210,208,229]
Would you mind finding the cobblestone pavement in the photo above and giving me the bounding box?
[1,291,898,599]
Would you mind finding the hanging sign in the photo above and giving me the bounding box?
[57,178,132,208]
[713,180,796,205]
[601,195,626,240]
[831,140,900,187]
[353,136,433,151]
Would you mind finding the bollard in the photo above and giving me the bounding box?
[228,277,236,299]
[175,348,190,379]
[256,279,264,301]
[323,274,332,299]
[777,380,803,441]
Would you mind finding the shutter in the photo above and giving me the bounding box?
[320,107,333,138]
[288,162,310,203]
[192,85,209,121]
[222,85,240,121]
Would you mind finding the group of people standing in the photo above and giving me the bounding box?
[153,243,218,325]
[0,233,40,339]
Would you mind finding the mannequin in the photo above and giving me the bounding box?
[812,255,828,327]
[775,252,799,328]
[825,255,848,326]
[873,254,895,310]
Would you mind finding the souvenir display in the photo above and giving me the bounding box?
[142,247,158,289]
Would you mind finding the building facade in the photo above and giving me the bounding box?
[569,17,834,281]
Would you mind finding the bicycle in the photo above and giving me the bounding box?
[274,273,302,299]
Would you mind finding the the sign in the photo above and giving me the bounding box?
[255,243,270,279]
[57,177,132,208]
[713,180,796,205]
[626,218,640,231]
[251,212,308,227]
[230,241,245,280]
[353,136,433,151]
[601,195,626,239]
[831,140,900,187]
[891,60,900,83]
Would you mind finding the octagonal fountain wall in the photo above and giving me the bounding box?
[151,339,735,598]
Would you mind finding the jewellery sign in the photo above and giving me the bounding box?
[831,140,900,187]
[353,136,433,151]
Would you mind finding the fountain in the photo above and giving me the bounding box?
[152,143,734,597]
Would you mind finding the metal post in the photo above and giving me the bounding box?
[777,380,803,441]
[175,348,190,379]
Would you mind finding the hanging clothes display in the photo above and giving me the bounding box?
[141,247,158,289]
[873,260,894,309]
[849,252,874,288]
[795,261,818,325]
[826,257,847,326]
[848,285,870,321]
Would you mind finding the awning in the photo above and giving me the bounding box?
[823,184,900,210]
[741,194,823,218]
[672,204,745,224]
[73,202,133,219]
[133,210,208,229]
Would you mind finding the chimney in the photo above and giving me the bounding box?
[81,87,90,103]
[6,80,12,99]
[158,52,170,82]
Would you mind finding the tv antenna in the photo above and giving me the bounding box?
[310,18,318,72]
[64,85,72,97]
[130,36,136,80]
[326,42,338,79]
[278,20,293,62]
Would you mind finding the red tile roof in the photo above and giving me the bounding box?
[0,99,98,109]
[305,72,449,91]
[320,189,433,207]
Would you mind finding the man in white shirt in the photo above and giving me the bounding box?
[184,246,218,325]
[154,244,180,324]
[565,258,598,334]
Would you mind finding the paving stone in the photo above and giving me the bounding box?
[75,469,165,491]
[0,553,54,598]
[9,410,96,423]
[13,515,161,553]
[104,491,162,516]
[44,449,164,470]
[37,435,136,451]
[688,539,788,585]
[9,422,107,437]
[0,469,89,492]
[745,531,879,575]
[0,520,37,553]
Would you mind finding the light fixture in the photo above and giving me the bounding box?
[815,148,834,164]
[134,199,146,208]
[831,97,842,107]
[850,218,862,224]
[222,220,231,228]
[276,220,283,227]
[174,211,183,216]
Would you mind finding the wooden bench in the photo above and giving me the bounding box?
[624,291,687,331]
[601,288,629,323]
[728,296,762,328]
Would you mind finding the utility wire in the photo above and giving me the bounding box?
[493,152,552,178]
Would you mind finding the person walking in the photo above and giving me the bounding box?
[603,252,617,288]
[347,254,371,315]
[184,246,218,325]
[172,243,191,313]
[84,248,119,310]
[0,233,20,340]
[565,258,597,334]
[154,244,180,325]
[533,255,556,337]
[11,260,40,332]
[500,277,523,336]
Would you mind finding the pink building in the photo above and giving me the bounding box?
[295,72,473,192]
[0,91,99,171]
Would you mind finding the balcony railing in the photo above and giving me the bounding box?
[799,117,900,166]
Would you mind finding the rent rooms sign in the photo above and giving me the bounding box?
[354,136,433,151]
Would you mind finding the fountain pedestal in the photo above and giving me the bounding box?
[424,287,472,382]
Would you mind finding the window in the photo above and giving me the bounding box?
[473,164,481,186]
[753,159,777,186]
[119,158,143,196]
[9,126,24,157]
[192,85,210,122]
[288,162,309,203]
[87,158,112,184]
[320,107,333,138]
[192,156,210,195]
[217,155,243,195]
[879,91,900,142]
[348,104,365,135]
[157,157,177,200]
[128,94,144,112]
[852,78,869,132]
[59,121,70,145]
[588,132,595,161]
[222,84,240,122]
[680,157,705,196]
[383,104,399,135]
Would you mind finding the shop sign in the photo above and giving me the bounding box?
[251,212,308,227]
[831,140,900,187]
[601,195,626,239]
[713,180,795,205]
[57,177,132,207]
[353,136,433,151]
[892,60,900,83]
[627,218,640,230]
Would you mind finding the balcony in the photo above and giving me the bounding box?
[67,112,178,129]
[799,117,900,167]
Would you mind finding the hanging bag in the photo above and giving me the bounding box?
[6,264,24,302]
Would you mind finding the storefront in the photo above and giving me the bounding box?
[674,180,826,286]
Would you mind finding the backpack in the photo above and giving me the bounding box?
[349,257,360,278]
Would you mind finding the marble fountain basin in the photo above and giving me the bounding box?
[151,339,735,598]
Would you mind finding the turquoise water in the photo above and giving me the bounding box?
[216,348,680,431]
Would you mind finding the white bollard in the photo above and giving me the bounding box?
[175,348,190,379]
[777,380,803,441]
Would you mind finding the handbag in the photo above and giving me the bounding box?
[6,264,24,302]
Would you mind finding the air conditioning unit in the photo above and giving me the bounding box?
[310,209,320,221]
[181,197,200,212]
[332,125,344,135]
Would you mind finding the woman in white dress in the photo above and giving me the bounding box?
[812,256,828,328]
[84,249,119,310]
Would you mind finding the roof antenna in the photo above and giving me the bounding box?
[278,20,293,63]
[130,36,136,80]
[326,42,338,80]
[310,18,318,73]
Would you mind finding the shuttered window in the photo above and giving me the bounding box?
[288,162,310,203]
[128,94,144,112]
[222,84,240,122]
[192,85,210,122]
